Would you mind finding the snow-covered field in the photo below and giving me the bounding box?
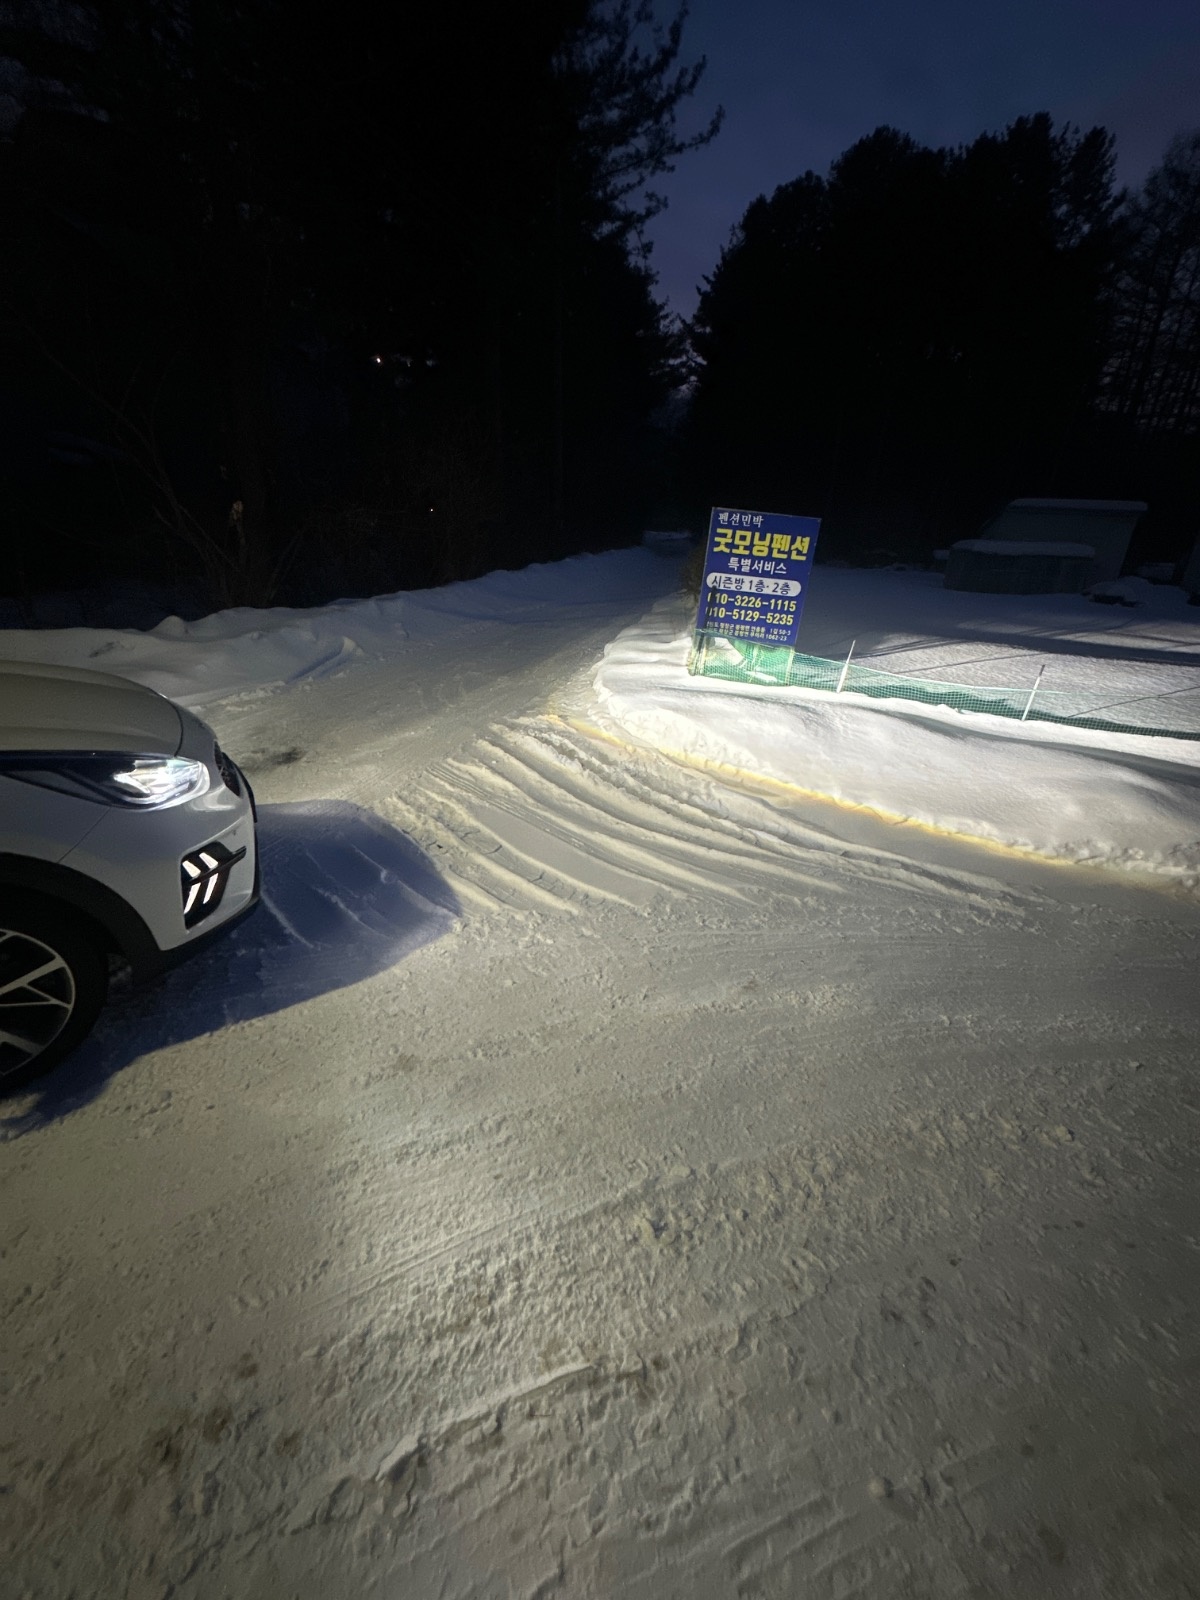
[2,551,1199,1598]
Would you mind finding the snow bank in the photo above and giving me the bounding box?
[589,567,1200,891]
[3,550,1199,889]
[0,552,660,706]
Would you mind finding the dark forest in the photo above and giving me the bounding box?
[2,1,1198,620]
[686,116,1200,570]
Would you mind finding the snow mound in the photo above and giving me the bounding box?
[591,594,1200,891]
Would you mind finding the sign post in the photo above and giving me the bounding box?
[689,505,821,683]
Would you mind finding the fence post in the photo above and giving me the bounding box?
[1021,664,1046,723]
[836,639,857,694]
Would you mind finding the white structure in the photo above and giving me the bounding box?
[978,499,1146,586]
[945,540,1095,595]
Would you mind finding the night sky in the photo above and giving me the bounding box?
[646,0,1200,316]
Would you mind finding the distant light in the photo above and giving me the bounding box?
[374,355,383,365]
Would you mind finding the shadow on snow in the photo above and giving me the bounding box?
[2,800,460,1135]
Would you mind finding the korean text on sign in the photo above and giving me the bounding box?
[696,507,821,650]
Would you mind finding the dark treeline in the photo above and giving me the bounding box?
[684,117,1200,567]
[2,1,1199,617]
[1,0,717,612]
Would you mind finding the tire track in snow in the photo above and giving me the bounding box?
[380,714,1037,920]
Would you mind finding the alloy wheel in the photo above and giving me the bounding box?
[0,928,77,1080]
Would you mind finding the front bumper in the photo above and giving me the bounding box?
[55,738,260,974]
[137,868,260,980]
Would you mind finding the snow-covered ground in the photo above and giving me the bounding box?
[2,551,1199,1598]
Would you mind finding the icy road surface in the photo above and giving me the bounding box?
[2,555,1198,1599]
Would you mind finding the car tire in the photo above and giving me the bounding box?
[0,897,108,1092]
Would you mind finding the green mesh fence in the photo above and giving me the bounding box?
[687,632,1200,742]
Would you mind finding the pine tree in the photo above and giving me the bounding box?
[1,0,720,605]
[1104,131,1200,437]
[684,114,1121,557]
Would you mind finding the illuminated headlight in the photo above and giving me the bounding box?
[1,753,210,808]
[111,757,209,805]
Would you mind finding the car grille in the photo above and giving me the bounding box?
[181,839,248,928]
[214,743,241,796]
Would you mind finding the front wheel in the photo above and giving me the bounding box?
[0,900,108,1092]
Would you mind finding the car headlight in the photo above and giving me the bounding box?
[0,753,210,808]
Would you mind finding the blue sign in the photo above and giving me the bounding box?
[696,506,821,650]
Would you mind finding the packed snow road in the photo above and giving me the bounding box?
[2,555,1198,1599]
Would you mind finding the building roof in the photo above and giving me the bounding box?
[1006,499,1147,514]
[954,540,1096,557]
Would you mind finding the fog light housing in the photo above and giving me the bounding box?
[181,839,247,928]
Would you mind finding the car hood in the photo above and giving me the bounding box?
[0,660,183,755]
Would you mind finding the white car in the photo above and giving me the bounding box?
[0,660,259,1090]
